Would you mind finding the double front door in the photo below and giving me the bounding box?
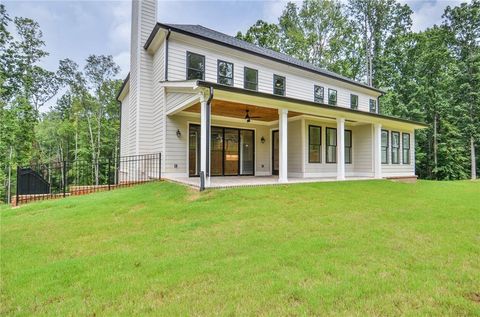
[189,124,255,177]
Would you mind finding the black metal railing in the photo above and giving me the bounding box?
[12,153,161,206]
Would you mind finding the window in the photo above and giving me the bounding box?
[381,130,389,164]
[391,131,400,164]
[186,52,205,80]
[328,89,337,106]
[273,74,285,96]
[369,99,377,113]
[314,85,324,103]
[244,67,258,91]
[350,94,358,110]
[345,130,352,164]
[308,125,322,163]
[217,60,234,86]
[326,127,337,163]
[403,133,410,164]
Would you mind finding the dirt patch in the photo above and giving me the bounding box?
[466,292,480,303]
[130,204,145,212]
[185,188,215,202]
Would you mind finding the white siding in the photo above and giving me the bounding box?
[120,92,131,157]
[167,35,380,113]
[353,124,373,176]
[287,119,302,176]
[166,93,196,112]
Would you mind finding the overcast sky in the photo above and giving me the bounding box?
[3,0,464,109]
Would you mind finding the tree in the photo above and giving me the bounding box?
[443,0,480,179]
[236,20,281,52]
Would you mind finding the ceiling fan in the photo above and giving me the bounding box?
[244,110,261,122]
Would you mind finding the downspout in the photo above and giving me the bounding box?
[200,86,214,191]
[164,29,171,81]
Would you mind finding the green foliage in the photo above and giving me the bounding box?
[239,0,479,180]
[1,180,479,315]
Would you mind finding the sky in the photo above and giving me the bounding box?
[3,0,464,109]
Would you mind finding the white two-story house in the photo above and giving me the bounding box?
[117,0,427,189]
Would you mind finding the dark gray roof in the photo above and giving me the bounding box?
[147,23,384,94]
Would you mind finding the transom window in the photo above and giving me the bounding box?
[273,74,285,96]
[328,89,337,106]
[186,52,205,80]
[326,127,337,163]
[314,85,324,103]
[402,133,411,164]
[308,125,322,163]
[381,129,389,164]
[391,131,400,164]
[350,94,358,110]
[369,99,377,113]
[217,60,234,86]
[345,130,352,164]
[244,67,258,91]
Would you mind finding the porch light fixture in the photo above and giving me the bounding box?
[261,136,265,144]
[176,129,181,138]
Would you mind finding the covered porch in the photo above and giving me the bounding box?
[162,80,424,189]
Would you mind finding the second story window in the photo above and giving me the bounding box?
[328,89,337,106]
[273,74,285,96]
[369,99,377,113]
[244,67,258,91]
[217,60,234,86]
[314,85,324,103]
[350,94,358,110]
[186,52,205,80]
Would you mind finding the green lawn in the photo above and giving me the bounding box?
[1,180,479,316]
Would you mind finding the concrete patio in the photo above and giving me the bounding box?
[165,175,373,189]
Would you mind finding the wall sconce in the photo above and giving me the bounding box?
[176,129,181,138]
[261,136,265,144]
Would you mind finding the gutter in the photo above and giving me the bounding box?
[116,73,130,102]
[196,80,428,128]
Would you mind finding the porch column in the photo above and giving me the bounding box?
[336,118,345,180]
[373,123,382,179]
[278,108,288,183]
[200,96,211,187]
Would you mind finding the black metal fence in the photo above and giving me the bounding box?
[12,153,161,206]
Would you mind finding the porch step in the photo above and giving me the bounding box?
[386,175,418,183]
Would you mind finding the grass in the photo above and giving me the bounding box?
[1,180,479,316]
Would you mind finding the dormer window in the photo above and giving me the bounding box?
[314,85,324,103]
[273,74,285,96]
[369,99,377,113]
[350,94,358,110]
[328,89,337,106]
[186,52,205,80]
[217,60,234,86]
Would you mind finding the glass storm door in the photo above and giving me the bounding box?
[240,130,254,175]
[223,128,239,176]
[189,125,201,176]
[272,130,279,175]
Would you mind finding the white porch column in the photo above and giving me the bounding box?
[200,96,210,187]
[374,123,382,179]
[278,108,288,183]
[336,118,345,180]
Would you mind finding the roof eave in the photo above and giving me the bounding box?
[116,73,130,102]
[145,23,385,95]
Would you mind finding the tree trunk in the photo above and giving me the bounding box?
[433,112,438,179]
[471,136,477,180]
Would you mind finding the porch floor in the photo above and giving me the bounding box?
[165,175,373,189]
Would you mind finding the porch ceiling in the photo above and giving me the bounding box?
[184,100,302,122]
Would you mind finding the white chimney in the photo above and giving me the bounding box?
[129,0,157,155]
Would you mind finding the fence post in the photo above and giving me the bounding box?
[108,158,111,190]
[15,166,20,206]
[158,153,161,180]
[63,160,67,198]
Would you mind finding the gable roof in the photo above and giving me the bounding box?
[145,22,384,94]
